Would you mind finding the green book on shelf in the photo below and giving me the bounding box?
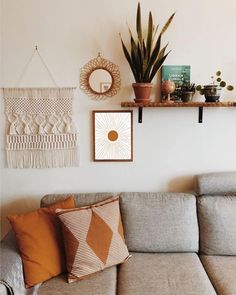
[162,65,191,100]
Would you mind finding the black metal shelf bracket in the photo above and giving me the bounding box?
[198,107,203,123]
[138,107,143,123]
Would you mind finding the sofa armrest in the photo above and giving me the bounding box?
[0,231,41,295]
[0,231,27,295]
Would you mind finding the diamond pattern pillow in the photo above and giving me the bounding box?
[56,196,130,282]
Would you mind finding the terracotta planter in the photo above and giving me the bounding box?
[132,83,153,103]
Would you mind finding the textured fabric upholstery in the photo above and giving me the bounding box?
[198,195,236,255]
[196,172,236,195]
[41,193,117,208]
[120,192,199,252]
[38,266,117,295]
[0,283,11,295]
[200,255,236,295]
[117,252,216,295]
[0,231,40,295]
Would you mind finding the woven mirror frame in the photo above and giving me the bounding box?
[80,54,121,100]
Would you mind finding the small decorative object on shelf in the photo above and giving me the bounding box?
[181,83,195,102]
[196,71,234,102]
[120,2,175,103]
[162,65,191,101]
[161,80,175,102]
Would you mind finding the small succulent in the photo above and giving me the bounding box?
[196,71,234,93]
[181,83,195,93]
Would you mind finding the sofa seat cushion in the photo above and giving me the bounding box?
[38,266,117,295]
[117,253,216,295]
[200,255,236,295]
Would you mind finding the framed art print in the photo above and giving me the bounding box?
[93,110,133,161]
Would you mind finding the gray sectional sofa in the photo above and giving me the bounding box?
[1,172,236,295]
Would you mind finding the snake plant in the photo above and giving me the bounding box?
[120,3,175,83]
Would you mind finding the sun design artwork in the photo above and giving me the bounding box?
[93,111,133,161]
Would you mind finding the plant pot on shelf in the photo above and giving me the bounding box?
[132,83,153,103]
[181,91,194,102]
[203,85,221,102]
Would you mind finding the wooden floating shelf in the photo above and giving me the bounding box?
[121,101,236,123]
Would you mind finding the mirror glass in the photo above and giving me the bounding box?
[89,69,112,93]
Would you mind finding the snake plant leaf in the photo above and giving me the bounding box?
[158,43,169,59]
[143,34,162,80]
[137,42,144,78]
[143,40,147,59]
[146,11,153,59]
[216,71,221,76]
[130,35,142,82]
[153,25,159,41]
[227,85,234,91]
[161,12,175,34]
[149,51,171,82]
[220,81,226,87]
[136,2,143,47]
[120,38,138,81]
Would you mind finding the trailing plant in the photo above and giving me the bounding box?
[120,3,175,83]
[196,71,234,94]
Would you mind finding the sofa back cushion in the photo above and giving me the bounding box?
[119,192,199,253]
[41,192,199,253]
[41,193,117,208]
[196,172,236,255]
[198,195,236,255]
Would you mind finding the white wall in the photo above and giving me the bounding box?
[1,0,236,238]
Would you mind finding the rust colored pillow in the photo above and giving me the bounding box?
[56,196,130,283]
[7,196,75,287]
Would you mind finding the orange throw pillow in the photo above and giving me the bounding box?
[56,196,130,283]
[7,196,75,287]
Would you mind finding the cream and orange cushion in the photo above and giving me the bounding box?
[56,196,130,283]
[7,196,75,287]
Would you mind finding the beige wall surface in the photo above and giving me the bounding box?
[1,0,236,238]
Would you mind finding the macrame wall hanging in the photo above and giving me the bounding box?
[3,46,79,168]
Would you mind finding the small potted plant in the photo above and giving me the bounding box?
[181,83,195,102]
[120,3,175,103]
[196,71,234,102]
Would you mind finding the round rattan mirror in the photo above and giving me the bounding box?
[80,53,121,100]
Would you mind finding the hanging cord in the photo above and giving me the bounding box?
[15,45,58,87]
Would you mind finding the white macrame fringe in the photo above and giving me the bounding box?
[7,148,79,169]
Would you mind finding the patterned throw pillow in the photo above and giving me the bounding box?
[56,196,130,283]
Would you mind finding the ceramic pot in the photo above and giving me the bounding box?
[203,85,221,102]
[132,83,153,103]
[181,91,194,102]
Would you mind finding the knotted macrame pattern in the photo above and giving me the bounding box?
[4,88,79,168]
